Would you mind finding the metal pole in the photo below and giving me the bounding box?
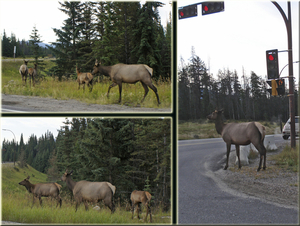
[2,129,16,166]
[272,1,296,148]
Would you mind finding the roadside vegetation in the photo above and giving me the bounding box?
[2,163,171,224]
[1,59,171,108]
[178,120,281,140]
[270,144,299,172]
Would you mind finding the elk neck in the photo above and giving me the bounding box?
[215,114,226,135]
[66,176,77,191]
[98,65,112,77]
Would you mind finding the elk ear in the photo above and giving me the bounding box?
[69,170,73,175]
[26,176,30,180]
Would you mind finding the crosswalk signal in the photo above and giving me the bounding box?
[266,49,279,79]
[178,4,198,19]
[202,2,224,15]
[267,79,285,96]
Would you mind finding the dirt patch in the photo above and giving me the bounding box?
[213,143,298,208]
[1,94,171,113]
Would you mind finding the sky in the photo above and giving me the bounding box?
[177,1,299,87]
[1,117,67,144]
[0,0,172,45]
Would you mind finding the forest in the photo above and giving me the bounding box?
[1,118,171,210]
[178,49,298,122]
[1,1,171,81]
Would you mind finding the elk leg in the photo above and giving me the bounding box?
[144,203,148,222]
[131,203,135,219]
[235,145,241,169]
[31,195,35,208]
[148,205,152,223]
[84,201,89,211]
[224,143,231,170]
[39,196,43,207]
[118,83,122,103]
[148,83,161,105]
[140,82,149,103]
[107,83,117,98]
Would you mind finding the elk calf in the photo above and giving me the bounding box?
[76,66,93,92]
[19,60,29,85]
[131,190,152,222]
[28,63,37,87]
[19,176,62,208]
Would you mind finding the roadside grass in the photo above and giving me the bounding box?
[1,59,171,109]
[178,120,280,140]
[2,163,171,224]
[270,144,299,172]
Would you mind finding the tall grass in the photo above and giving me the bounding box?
[270,144,299,172]
[1,59,171,109]
[1,163,171,224]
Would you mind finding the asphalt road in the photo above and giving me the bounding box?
[178,136,298,224]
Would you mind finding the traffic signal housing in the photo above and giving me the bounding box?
[202,2,224,15]
[178,4,198,19]
[266,79,285,96]
[266,49,279,79]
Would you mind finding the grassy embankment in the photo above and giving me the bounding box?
[1,58,171,108]
[1,163,171,224]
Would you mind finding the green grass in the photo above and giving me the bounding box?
[1,59,171,109]
[2,163,171,224]
[270,144,299,172]
[178,120,281,140]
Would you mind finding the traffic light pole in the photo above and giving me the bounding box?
[272,1,296,148]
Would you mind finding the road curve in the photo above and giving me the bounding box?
[178,138,298,224]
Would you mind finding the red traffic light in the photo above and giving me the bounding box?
[268,55,274,61]
[202,2,224,15]
[178,4,198,19]
[179,10,184,17]
[204,5,208,11]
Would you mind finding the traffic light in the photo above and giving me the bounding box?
[202,2,224,15]
[276,78,285,96]
[266,79,285,96]
[178,4,198,19]
[266,49,279,79]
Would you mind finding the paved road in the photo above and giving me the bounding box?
[178,136,298,224]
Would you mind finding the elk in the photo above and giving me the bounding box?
[19,60,29,85]
[18,176,62,208]
[92,59,160,105]
[28,63,37,87]
[207,109,267,171]
[61,169,116,213]
[76,66,93,92]
[131,190,152,223]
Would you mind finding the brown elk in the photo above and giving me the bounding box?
[18,176,62,208]
[76,66,93,92]
[19,60,29,85]
[207,109,267,171]
[61,169,116,213]
[92,59,160,105]
[131,190,152,223]
[28,63,37,87]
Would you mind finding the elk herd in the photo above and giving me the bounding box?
[18,169,152,222]
[19,59,160,105]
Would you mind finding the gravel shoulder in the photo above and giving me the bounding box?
[212,142,299,209]
[1,94,171,113]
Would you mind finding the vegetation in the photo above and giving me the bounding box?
[178,120,281,140]
[178,48,298,122]
[1,60,171,108]
[2,118,171,213]
[270,144,299,172]
[2,163,171,224]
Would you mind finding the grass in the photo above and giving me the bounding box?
[178,120,280,140]
[1,58,171,109]
[1,163,171,224]
[270,144,299,172]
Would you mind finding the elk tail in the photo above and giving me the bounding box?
[106,182,116,195]
[254,122,266,142]
[145,191,152,202]
[54,183,62,191]
[143,65,153,77]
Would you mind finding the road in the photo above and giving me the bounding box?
[1,94,171,113]
[178,136,298,224]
